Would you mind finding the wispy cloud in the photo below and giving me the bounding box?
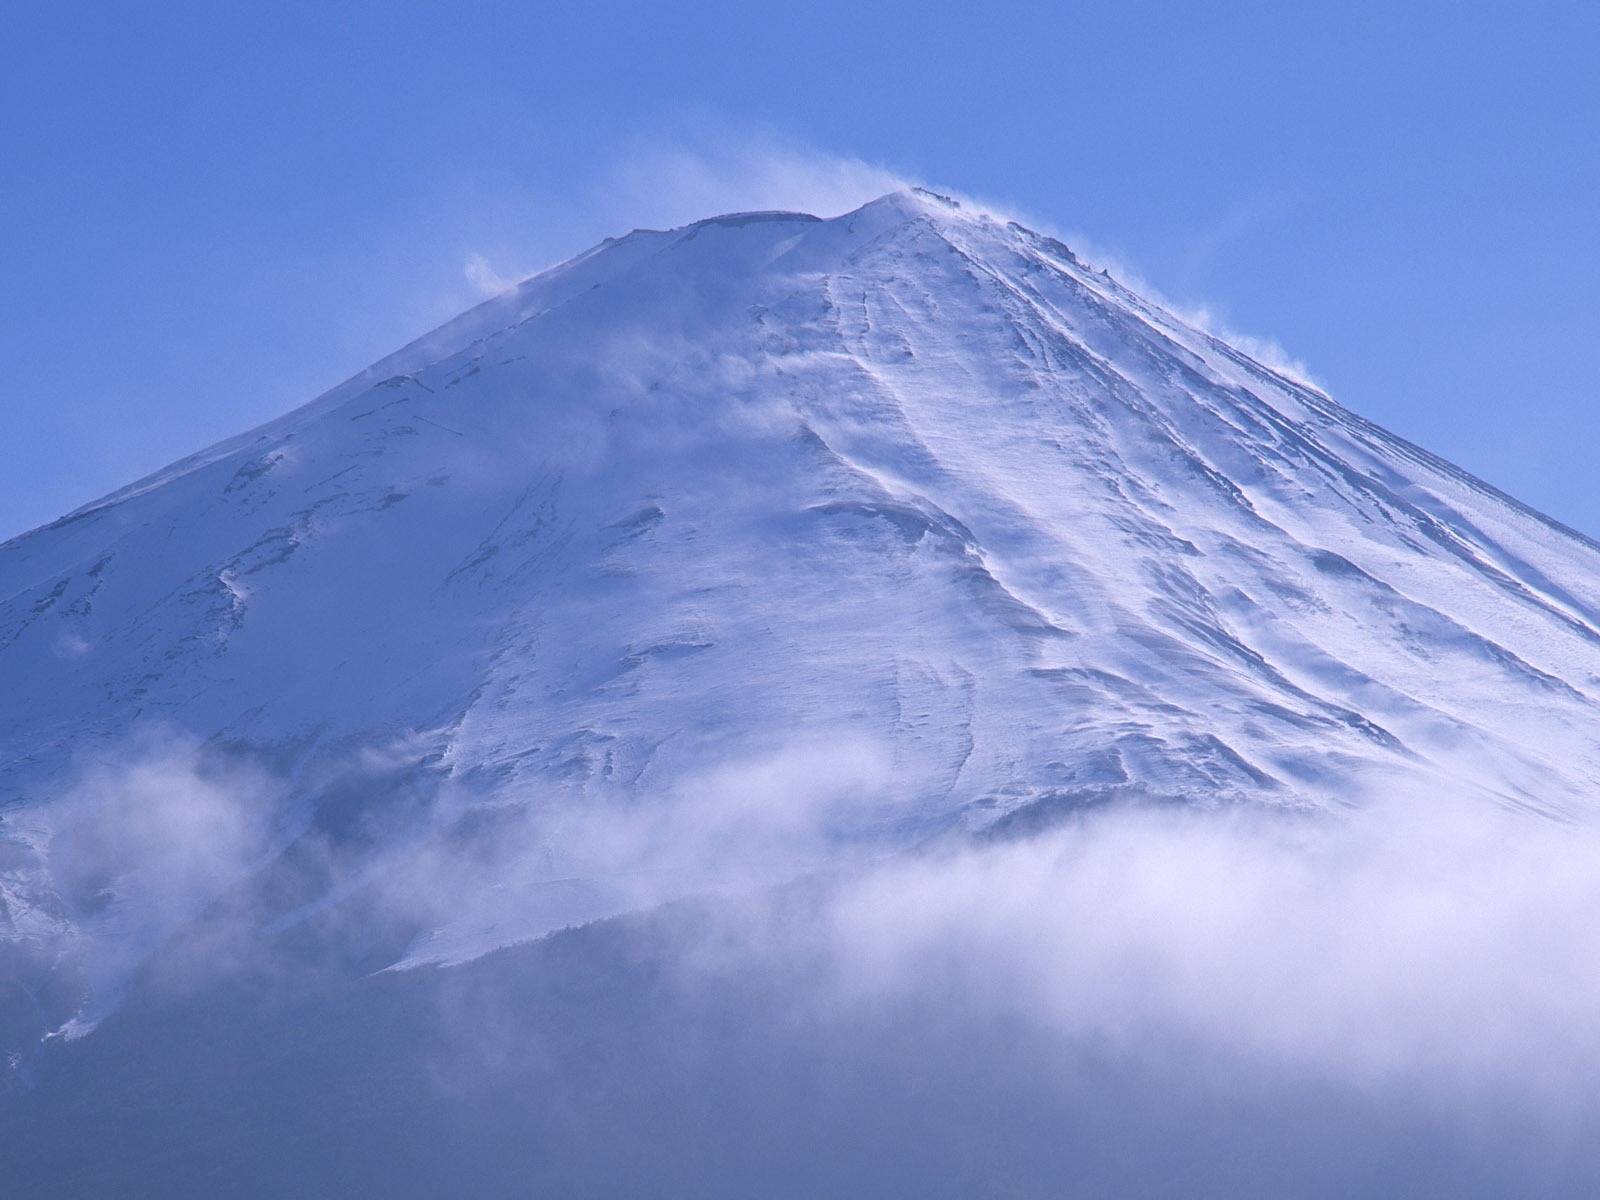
[40,730,283,1035]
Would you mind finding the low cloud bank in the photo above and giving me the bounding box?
[810,797,1600,1103]
[37,728,1600,1112]
[396,789,1600,1196]
[22,728,1600,1189]
[414,765,1600,1147]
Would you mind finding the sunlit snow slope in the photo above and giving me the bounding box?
[5,190,1600,1036]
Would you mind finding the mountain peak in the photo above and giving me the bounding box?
[855,185,967,219]
[5,189,1600,1046]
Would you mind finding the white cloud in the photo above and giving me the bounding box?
[42,731,282,1035]
[388,735,903,966]
[25,720,1600,1182]
[810,796,1600,1104]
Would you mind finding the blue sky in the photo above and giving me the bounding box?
[4,2,1598,541]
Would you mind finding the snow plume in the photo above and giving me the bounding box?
[463,251,515,297]
[1178,299,1324,387]
[597,119,910,228]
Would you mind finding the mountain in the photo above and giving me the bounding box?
[5,189,1600,1195]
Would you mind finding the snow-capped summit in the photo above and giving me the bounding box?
[5,189,1600,1042]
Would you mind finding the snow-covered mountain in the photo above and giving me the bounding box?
[5,188,1600,1057]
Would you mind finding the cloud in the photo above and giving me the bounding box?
[19,721,1600,1188]
[39,730,283,1035]
[386,735,903,967]
[41,716,1600,1122]
[403,786,1600,1193]
[361,718,1600,1127]
[806,796,1600,1105]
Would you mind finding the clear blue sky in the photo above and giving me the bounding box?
[5,1,1598,541]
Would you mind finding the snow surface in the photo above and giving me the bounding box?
[5,188,1600,1039]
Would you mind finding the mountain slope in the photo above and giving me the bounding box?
[4,189,1600,1044]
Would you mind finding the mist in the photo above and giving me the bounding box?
[16,727,1600,1195]
[373,781,1600,1196]
[816,797,1600,1101]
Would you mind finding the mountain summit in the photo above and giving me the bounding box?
[5,188,1600,1044]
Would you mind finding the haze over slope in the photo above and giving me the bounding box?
[5,188,1600,1048]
